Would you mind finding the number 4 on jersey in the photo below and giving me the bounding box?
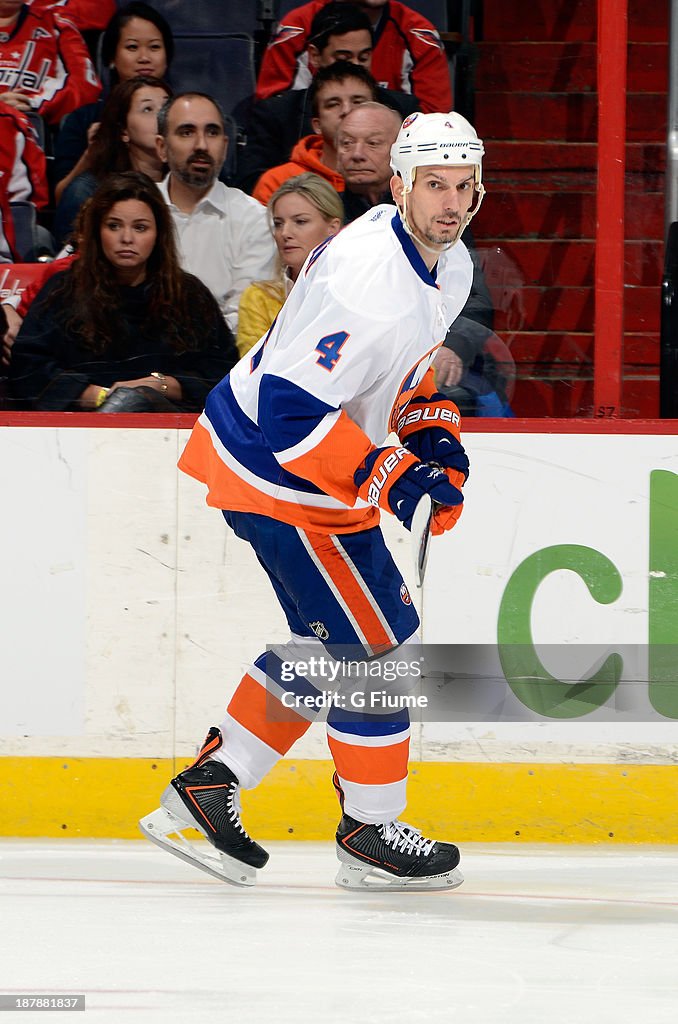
[315,331,349,371]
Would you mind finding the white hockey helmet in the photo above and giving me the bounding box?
[390,111,486,249]
[390,111,485,193]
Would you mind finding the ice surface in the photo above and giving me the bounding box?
[1,840,677,1023]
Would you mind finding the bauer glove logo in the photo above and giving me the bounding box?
[365,447,411,507]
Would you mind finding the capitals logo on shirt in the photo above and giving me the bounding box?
[269,24,304,47]
[0,42,51,93]
[411,28,444,51]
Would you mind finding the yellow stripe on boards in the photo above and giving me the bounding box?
[2,758,677,842]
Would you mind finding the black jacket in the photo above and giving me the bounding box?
[9,270,239,411]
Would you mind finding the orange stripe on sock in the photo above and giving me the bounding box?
[304,532,394,655]
[327,734,409,786]
[227,673,311,756]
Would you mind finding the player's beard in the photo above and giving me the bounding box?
[404,199,467,250]
[420,218,463,247]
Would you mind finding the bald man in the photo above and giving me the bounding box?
[335,101,402,221]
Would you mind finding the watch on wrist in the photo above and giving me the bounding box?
[151,372,168,393]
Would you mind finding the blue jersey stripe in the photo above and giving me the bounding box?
[205,376,326,495]
[259,374,338,453]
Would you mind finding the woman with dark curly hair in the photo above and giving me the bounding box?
[54,75,172,244]
[10,171,238,412]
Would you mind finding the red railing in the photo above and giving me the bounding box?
[1,412,676,434]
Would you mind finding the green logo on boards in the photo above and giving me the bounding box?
[495,470,678,718]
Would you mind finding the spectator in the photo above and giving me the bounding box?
[436,325,516,417]
[237,2,417,195]
[29,0,117,31]
[306,0,373,72]
[335,100,401,222]
[54,1,173,201]
[2,203,83,365]
[54,76,171,244]
[237,173,343,358]
[0,0,100,125]
[156,92,276,334]
[0,295,22,364]
[0,303,7,368]
[0,100,48,262]
[257,0,452,115]
[1,245,76,365]
[434,250,508,415]
[9,172,239,411]
[252,62,376,206]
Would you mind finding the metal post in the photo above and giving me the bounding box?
[593,0,628,417]
[660,2,678,415]
[666,0,678,237]
[660,224,678,416]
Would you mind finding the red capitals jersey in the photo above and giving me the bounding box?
[256,0,452,115]
[0,5,101,125]
[0,100,48,260]
[28,0,118,32]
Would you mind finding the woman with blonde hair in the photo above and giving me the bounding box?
[236,173,343,357]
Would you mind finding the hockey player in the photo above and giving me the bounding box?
[140,112,486,891]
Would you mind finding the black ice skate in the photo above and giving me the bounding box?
[332,772,463,892]
[139,727,269,887]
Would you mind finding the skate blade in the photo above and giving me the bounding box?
[139,805,256,887]
[335,860,464,892]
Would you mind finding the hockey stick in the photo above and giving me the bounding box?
[411,493,433,588]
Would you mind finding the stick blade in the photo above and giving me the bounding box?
[411,494,433,588]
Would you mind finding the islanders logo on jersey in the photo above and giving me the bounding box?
[400,583,412,606]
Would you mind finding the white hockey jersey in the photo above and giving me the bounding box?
[179,205,473,534]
